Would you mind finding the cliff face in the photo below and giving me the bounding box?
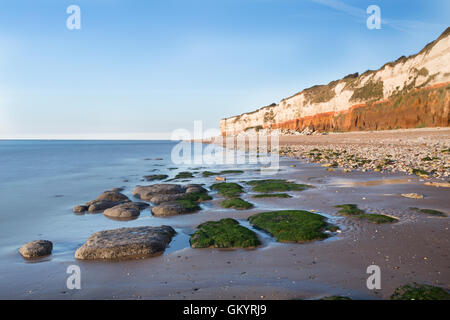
[220,28,450,135]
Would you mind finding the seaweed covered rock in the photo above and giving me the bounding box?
[391,283,450,300]
[249,210,335,243]
[190,219,260,249]
[75,226,176,260]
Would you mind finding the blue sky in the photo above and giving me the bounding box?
[0,0,448,139]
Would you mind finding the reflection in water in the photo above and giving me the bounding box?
[332,178,413,187]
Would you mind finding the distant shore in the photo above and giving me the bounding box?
[208,127,450,180]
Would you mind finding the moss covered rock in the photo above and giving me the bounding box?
[190,218,260,249]
[391,283,450,300]
[249,210,335,243]
[220,198,254,210]
[246,179,312,193]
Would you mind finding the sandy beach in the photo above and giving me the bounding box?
[2,136,448,299]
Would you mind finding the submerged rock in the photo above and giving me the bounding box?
[19,240,53,259]
[96,191,130,202]
[74,226,175,260]
[73,205,88,213]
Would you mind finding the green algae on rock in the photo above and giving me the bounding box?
[210,182,244,198]
[248,210,335,243]
[220,198,254,210]
[190,218,260,249]
[390,283,450,300]
[246,179,312,193]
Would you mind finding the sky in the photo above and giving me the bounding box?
[0,0,448,139]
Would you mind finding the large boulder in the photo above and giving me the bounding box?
[19,240,53,259]
[132,184,184,201]
[74,226,176,260]
[152,202,192,217]
[103,202,149,220]
[73,205,88,214]
[150,193,186,205]
[96,191,130,202]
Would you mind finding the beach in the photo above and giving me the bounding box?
[0,134,448,300]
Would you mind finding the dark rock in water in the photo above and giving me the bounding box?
[87,200,124,213]
[152,202,191,216]
[74,226,175,260]
[109,187,125,192]
[132,184,184,201]
[144,174,169,181]
[150,193,186,205]
[73,205,88,213]
[19,240,53,259]
[96,191,129,202]
[103,202,149,220]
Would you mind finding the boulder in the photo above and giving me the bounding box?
[185,185,207,194]
[96,191,130,202]
[74,226,176,260]
[103,202,149,220]
[87,200,124,213]
[150,193,186,205]
[73,205,88,213]
[19,240,53,259]
[132,184,184,201]
[152,202,191,217]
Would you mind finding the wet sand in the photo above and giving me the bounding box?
[2,158,448,300]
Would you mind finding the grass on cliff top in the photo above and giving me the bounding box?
[335,204,397,224]
[220,198,254,210]
[211,182,244,198]
[246,179,312,193]
[248,210,334,243]
[190,218,261,249]
[202,170,244,177]
[390,283,450,300]
[410,207,446,217]
[252,193,292,199]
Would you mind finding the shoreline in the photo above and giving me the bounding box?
[208,127,450,180]
[1,153,449,299]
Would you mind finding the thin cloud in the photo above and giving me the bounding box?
[310,0,445,33]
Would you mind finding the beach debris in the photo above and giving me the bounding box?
[216,176,226,181]
[401,193,424,199]
[19,240,53,259]
[75,226,175,260]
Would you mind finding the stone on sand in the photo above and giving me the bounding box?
[103,202,149,219]
[19,240,53,259]
[132,184,184,201]
[74,226,175,260]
